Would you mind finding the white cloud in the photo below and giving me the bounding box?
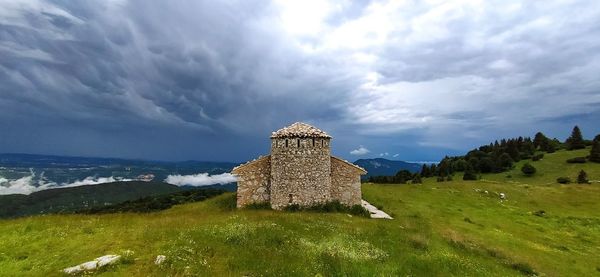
[0,170,238,195]
[393,154,399,158]
[164,173,237,187]
[379,152,389,157]
[0,175,37,195]
[0,169,136,195]
[350,146,370,155]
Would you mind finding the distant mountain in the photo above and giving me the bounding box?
[354,158,423,177]
[0,181,182,218]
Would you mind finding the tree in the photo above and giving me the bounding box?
[521,163,536,176]
[412,174,422,184]
[452,159,468,172]
[395,170,413,184]
[437,159,451,177]
[533,132,549,150]
[463,166,478,180]
[420,164,431,177]
[589,134,600,163]
[478,157,495,173]
[577,170,589,184]
[498,153,513,169]
[566,125,585,150]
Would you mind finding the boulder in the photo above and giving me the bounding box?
[63,255,121,274]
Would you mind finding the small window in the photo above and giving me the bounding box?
[297,139,300,148]
[285,139,288,147]
[312,138,315,147]
[288,194,293,204]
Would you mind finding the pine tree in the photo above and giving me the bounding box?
[577,170,589,184]
[566,125,585,150]
[429,164,437,177]
[463,166,477,180]
[412,174,422,184]
[533,132,549,149]
[498,153,513,169]
[589,135,600,163]
[420,164,430,177]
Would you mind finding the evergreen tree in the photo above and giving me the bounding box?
[412,174,422,184]
[395,170,413,184]
[589,135,600,163]
[577,170,589,184]
[521,163,536,176]
[507,142,520,161]
[453,159,468,172]
[437,159,451,177]
[566,125,586,150]
[498,153,513,169]
[533,132,549,149]
[463,166,477,180]
[429,164,437,177]
[478,157,495,173]
[420,164,431,177]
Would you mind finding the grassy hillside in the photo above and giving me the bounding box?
[0,149,598,276]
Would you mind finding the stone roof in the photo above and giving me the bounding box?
[231,155,270,174]
[270,122,331,139]
[331,156,367,174]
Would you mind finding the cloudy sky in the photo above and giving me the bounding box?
[1,0,599,162]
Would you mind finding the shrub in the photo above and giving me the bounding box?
[463,170,478,180]
[446,175,453,181]
[411,174,422,184]
[577,170,589,184]
[349,204,371,217]
[521,163,536,176]
[566,157,587,163]
[556,177,571,184]
[436,176,445,182]
[283,204,301,212]
[532,153,544,161]
[283,201,370,217]
[245,202,272,210]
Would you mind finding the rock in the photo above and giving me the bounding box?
[155,255,166,265]
[63,255,121,274]
[484,190,489,194]
[361,200,393,219]
[499,193,506,199]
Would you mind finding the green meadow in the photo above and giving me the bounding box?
[0,148,599,276]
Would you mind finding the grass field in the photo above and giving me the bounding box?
[0,148,599,276]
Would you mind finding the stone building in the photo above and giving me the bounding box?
[232,122,367,209]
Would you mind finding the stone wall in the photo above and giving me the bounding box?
[330,157,363,206]
[232,156,271,208]
[270,137,331,209]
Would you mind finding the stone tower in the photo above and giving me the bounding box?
[269,122,332,209]
[232,122,367,210]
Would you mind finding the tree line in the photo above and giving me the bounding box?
[368,125,599,183]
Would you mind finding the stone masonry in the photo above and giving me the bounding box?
[232,122,367,209]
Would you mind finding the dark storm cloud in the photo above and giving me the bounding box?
[0,0,599,162]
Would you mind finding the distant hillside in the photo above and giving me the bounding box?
[0,153,238,186]
[354,158,423,177]
[0,181,182,218]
